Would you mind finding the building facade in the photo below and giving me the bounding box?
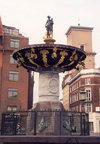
[62,74,70,110]
[0,17,34,119]
[62,25,100,134]
[68,69,100,134]
[66,26,96,69]
[68,69,100,112]
[63,25,96,110]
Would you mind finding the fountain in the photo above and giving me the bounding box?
[13,16,86,110]
[12,16,88,136]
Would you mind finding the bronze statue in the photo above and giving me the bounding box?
[45,16,54,38]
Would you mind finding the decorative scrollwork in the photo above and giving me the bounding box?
[77,61,85,69]
[13,44,86,72]
[69,50,77,61]
[61,50,78,69]
[16,52,24,67]
[51,47,57,58]
[61,61,74,69]
[16,52,24,63]
[25,49,40,68]
[54,51,68,68]
[40,50,49,67]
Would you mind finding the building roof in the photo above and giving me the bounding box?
[66,26,93,36]
[69,68,100,84]
[3,25,18,30]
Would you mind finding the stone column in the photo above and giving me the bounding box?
[34,71,63,110]
[39,71,59,102]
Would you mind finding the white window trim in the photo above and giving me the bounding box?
[9,55,17,64]
[85,87,92,102]
[9,71,19,81]
[8,88,18,98]
[10,39,19,48]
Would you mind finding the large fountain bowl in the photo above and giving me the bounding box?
[13,43,86,72]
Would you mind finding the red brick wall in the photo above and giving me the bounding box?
[91,77,100,111]
[69,76,100,112]
[0,34,29,113]
[3,35,29,50]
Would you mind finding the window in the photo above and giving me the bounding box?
[4,27,19,36]
[85,88,91,101]
[85,103,92,113]
[71,93,78,103]
[89,122,94,132]
[7,106,17,112]
[10,39,19,48]
[80,43,85,50]
[80,44,84,50]
[0,36,3,45]
[8,88,18,98]
[85,78,91,84]
[9,55,17,64]
[72,83,78,91]
[79,81,81,87]
[9,71,19,81]
[9,29,13,35]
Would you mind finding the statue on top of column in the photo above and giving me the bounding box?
[45,16,54,38]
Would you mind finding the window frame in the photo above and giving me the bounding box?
[85,103,92,113]
[85,87,92,101]
[7,106,17,112]
[9,55,17,64]
[8,71,19,81]
[85,78,91,85]
[10,39,19,48]
[89,122,94,132]
[8,88,18,99]
[80,43,85,51]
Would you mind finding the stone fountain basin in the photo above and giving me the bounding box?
[13,44,86,72]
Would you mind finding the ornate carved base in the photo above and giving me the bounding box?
[33,101,64,111]
[44,38,55,44]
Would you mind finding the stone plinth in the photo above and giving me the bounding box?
[33,101,64,111]
[34,71,64,110]
[38,71,59,103]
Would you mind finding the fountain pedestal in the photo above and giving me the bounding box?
[27,71,64,135]
[34,71,63,110]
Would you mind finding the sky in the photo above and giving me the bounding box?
[0,0,100,103]
[0,0,100,67]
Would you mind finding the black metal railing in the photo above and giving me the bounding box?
[1,110,89,136]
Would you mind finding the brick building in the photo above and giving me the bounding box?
[0,17,34,118]
[62,25,100,133]
[68,68,100,133]
[63,25,96,110]
[68,69,100,113]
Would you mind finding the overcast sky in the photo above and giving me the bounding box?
[1,0,100,103]
[0,0,100,68]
